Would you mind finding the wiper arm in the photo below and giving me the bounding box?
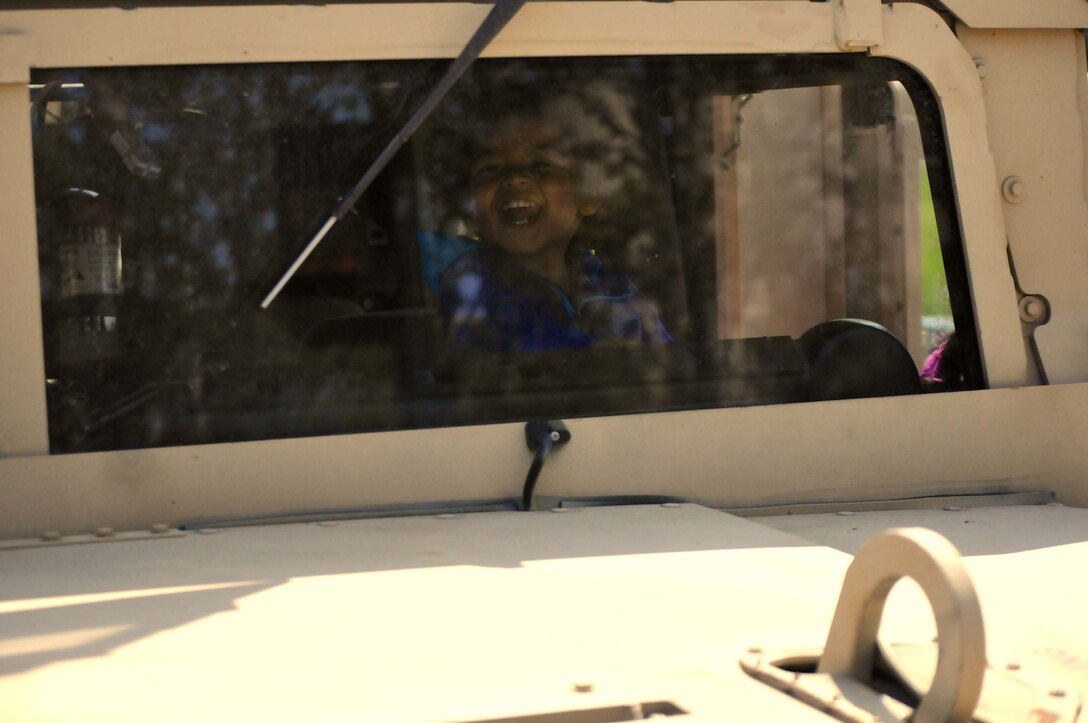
[260,0,529,309]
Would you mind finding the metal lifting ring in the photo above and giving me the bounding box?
[817,528,987,723]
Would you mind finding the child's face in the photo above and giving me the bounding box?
[470,120,597,262]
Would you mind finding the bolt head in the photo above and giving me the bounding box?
[549,431,561,442]
[1018,294,1047,323]
[573,682,594,693]
[151,523,170,534]
[1002,176,1026,203]
[42,531,61,542]
[95,527,115,538]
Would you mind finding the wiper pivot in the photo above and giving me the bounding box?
[521,419,571,511]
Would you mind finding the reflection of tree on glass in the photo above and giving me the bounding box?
[437,105,671,354]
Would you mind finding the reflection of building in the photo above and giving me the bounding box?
[715,83,927,364]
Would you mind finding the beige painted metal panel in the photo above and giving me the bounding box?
[941,0,1088,29]
[957,28,1088,384]
[0,38,49,457]
[541,383,1088,507]
[5,504,1086,721]
[1,383,1086,540]
[0,2,844,68]
[0,505,868,722]
[0,34,32,84]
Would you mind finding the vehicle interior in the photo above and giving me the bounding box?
[32,53,978,453]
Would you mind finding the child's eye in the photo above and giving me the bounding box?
[532,160,554,171]
[472,164,500,179]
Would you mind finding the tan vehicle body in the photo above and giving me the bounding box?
[1,1,1087,720]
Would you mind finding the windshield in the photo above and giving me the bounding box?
[30,54,980,453]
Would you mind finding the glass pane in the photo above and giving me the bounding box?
[30,55,980,453]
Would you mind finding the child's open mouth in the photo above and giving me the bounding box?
[499,199,540,226]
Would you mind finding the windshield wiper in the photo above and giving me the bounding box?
[260,0,529,309]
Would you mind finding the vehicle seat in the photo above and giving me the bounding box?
[798,319,921,401]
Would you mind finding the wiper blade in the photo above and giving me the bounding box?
[261,0,529,309]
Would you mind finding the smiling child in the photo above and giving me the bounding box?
[437,110,671,354]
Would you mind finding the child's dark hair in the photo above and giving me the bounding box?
[423,72,612,222]
[419,63,670,265]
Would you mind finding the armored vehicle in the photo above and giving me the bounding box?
[2,0,1087,719]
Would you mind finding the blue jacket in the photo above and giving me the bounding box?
[438,246,671,354]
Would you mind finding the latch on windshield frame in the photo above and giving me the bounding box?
[834,0,884,51]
